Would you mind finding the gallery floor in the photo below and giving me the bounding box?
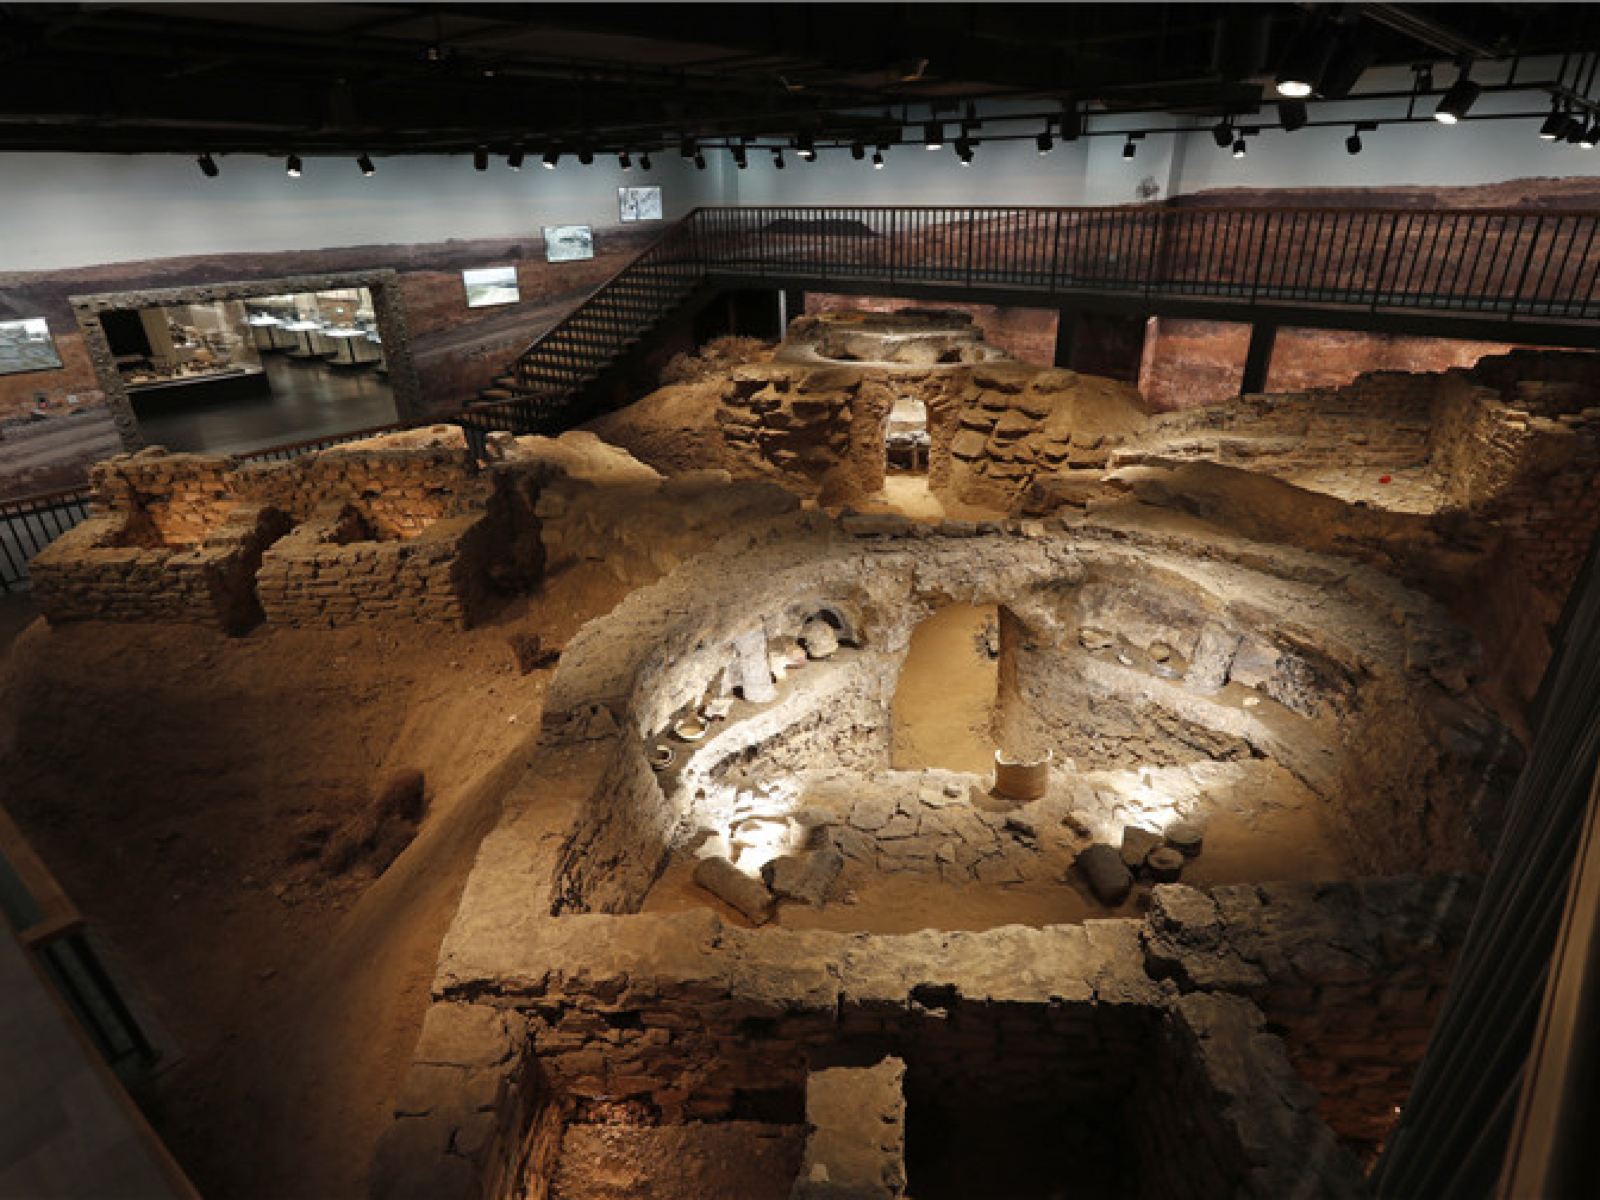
[133,353,397,457]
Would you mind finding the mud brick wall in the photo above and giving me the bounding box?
[29,504,285,631]
[1427,355,1600,598]
[1144,875,1480,1158]
[256,513,490,628]
[233,432,488,538]
[87,450,238,546]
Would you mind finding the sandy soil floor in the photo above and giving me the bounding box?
[890,602,998,776]
[0,563,632,1200]
[854,473,1005,524]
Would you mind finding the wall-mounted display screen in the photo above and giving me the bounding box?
[619,186,664,222]
[462,266,521,308]
[0,317,63,375]
[543,225,595,263]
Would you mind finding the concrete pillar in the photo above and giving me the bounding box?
[1052,309,1077,369]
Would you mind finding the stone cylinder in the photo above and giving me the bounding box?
[993,747,1052,802]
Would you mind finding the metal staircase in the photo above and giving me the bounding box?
[458,219,705,440]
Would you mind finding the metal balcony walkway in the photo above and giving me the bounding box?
[461,203,1600,437]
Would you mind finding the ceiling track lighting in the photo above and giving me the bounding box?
[1581,120,1599,150]
[285,153,302,178]
[1211,120,1233,149]
[924,120,944,150]
[1036,126,1054,156]
[797,131,816,162]
[472,147,488,171]
[1434,63,1480,125]
[772,147,786,170]
[357,152,375,176]
[693,152,706,170]
[1122,135,1137,160]
[851,142,865,161]
[1060,103,1083,142]
[872,150,885,169]
[733,144,748,169]
[640,153,652,171]
[577,148,594,166]
[1232,136,1248,159]
[542,149,560,169]
[618,152,631,171]
[196,152,219,178]
[1277,99,1308,133]
[1416,64,1435,94]
[955,137,974,166]
[679,136,697,160]
[506,149,523,171]
[1346,122,1377,156]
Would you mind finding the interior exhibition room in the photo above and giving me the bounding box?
[1,3,1598,1198]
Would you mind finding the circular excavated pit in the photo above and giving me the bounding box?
[545,520,1511,934]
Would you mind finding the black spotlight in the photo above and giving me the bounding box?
[196,152,219,178]
[1540,101,1568,140]
[1036,127,1054,155]
[473,147,489,171]
[679,137,697,159]
[640,153,652,171]
[1346,130,1363,155]
[1434,67,1480,125]
[1582,119,1600,150]
[773,148,786,170]
[1277,99,1308,133]
[286,153,303,177]
[923,120,944,149]
[506,149,524,171]
[694,152,706,170]
[797,131,816,161]
[618,152,631,171]
[1416,64,1434,94]
[542,149,560,170]
[872,150,885,169]
[1122,137,1136,160]
[357,152,376,176]
[955,138,974,166]
[733,144,748,169]
[1232,136,1248,159]
[851,142,865,161]
[577,148,594,166]
[1212,120,1233,149]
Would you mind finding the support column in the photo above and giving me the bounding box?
[778,287,806,334]
[1240,322,1278,395]
[1052,308,1077,369]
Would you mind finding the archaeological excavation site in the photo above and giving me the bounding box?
[5,6,1600,1200]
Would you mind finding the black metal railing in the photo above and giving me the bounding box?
[692,204,1600,318]
[467,203,1600,442]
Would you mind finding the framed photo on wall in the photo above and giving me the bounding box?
[618,186,664,222]
[543,225,595,263]
[0,317,63,375]
[462,266,521,308]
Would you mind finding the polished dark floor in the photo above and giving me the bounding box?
[132,351,397,456]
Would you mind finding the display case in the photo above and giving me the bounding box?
[108,300,264,390]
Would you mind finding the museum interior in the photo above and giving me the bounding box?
[2,3,1600,1199]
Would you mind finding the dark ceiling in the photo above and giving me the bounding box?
[0,2,1594,156]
